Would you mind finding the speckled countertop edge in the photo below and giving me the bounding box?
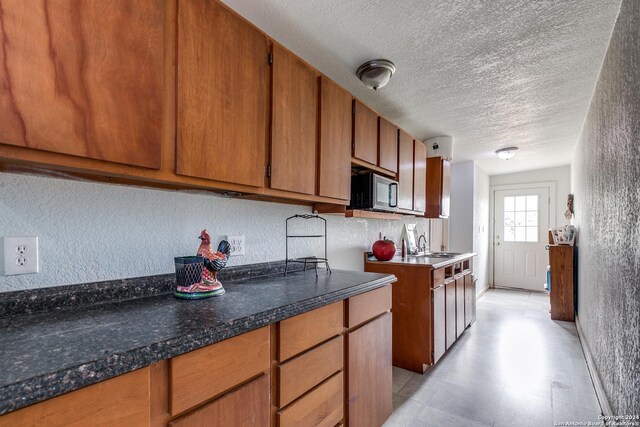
[0,270,395,414]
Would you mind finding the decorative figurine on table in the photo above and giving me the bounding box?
[174,230,231,300]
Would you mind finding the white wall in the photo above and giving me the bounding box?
[490,165,572,228]
[0,172,438,292]
[448,162,474,252]
[473,165,490,292]
[448,161,490,293]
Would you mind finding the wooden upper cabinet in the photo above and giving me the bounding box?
[318,77,352,201]
[425,157,451,218]
[352,100,378,165]
[378,118,398,173]
[271,44,318,195]
[176,0,268,187]
[0,0,163,169]
[397,130,414,210]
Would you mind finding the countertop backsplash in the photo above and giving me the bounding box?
[0,172,443,292]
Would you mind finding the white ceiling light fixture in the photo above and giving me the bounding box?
[495,147,519,160]
[356,59,396,90]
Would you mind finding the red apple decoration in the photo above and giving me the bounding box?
[372,237,396,261]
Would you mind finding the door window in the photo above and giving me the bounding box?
[503,195,538,242]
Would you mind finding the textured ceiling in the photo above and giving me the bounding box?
[221,0,622,175]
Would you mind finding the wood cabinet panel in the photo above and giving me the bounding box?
[318,77,352,200]
[169,374,269,427]
[378,118,398,173]
[271,44,318,195]
[442,158,451,217]
[0,367,150,427]
[277,336,343,408]
[413,141,427,212]
[425,157,451,218]
[278,301,343,362]
[0,0,163,169]
[464,272,473,328]
[445,278,456,350]
[347,312,392,427]
[277,372,343,427]
[347,285,391,328]
[364,261,430,373]
[432,284,446,364]
[455,275,465,338]
[176,0,268,187]
[352,100,378,164]
[397,130,414,210]
[170,326,270,415]
[549,245,575,321]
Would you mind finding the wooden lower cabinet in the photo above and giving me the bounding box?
[431,283,446,364]
[445,278,457,350]
[455,275,465,338]
[347,312,393,427]
[169,375,270,427]
[0,367,150,427]
[464,272,475,327]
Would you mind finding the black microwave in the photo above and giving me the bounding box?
[349,172,399,212]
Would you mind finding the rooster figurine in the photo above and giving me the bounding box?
[174,230,231,300]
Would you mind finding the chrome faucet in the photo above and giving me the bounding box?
[417,234,428,254]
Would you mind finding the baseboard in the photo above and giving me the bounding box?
[575,314,612,416]
[476,286,489,299]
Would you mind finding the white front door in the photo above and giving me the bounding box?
[494,188,550,291]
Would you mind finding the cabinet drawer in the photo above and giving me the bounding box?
[278,336,343,407]
[277,372,344,427]
[347,285,391,328]
[170,326,270,415]
[0,367,150,426]
[279,302,343,362]
[169,374,269,427]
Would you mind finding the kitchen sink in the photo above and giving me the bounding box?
[408,252,463,258]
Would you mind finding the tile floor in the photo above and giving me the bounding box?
[385,288,602,427]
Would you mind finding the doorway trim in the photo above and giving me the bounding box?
[489,181,557,288]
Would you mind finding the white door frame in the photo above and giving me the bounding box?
[489,181,557,288]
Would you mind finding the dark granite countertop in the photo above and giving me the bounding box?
[0,268,395,415]
[365,252,476,269]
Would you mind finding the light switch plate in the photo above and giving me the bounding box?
[4,236,39,275]
[226,235,245,257]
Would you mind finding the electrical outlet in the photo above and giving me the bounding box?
[4,236,39,275]
[226,235,245,257]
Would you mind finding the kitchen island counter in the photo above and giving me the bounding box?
[0,265,395,414]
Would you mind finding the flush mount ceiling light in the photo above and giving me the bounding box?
[356,59,396,90]
[495,147,519,160]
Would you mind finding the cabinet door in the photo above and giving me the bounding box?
[271,44,317,195]
[378,118,398,173]
[170,375,269,427]
[455,276,465,338]
[352,100,378,164]
[348,312,392,427]
[397,131,414,210]
[464,273,473,327]
[445,279,456,350]
[318,77,352,200]
[432,285,446,364]
[177,0,268,187]
[0,0,163,169]
[413,141,427,212]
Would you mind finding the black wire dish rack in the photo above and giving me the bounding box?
[285,214,331,277]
